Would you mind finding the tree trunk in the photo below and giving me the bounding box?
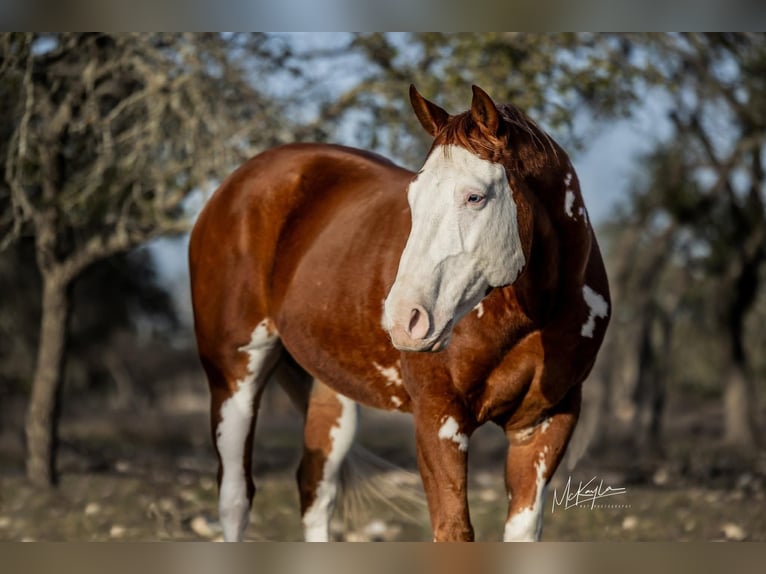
[721,304,759,448]
[25,273,70,487]
[723,360,760,449]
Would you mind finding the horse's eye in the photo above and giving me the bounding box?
[466,193,485,205]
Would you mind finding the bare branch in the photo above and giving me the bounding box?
[1,34,37,251]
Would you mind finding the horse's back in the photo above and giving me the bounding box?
[189,143,412,372]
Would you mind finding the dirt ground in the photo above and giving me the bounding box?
[1,388,765,542]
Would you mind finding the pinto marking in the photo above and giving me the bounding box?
[474,301,485,318]
[504,448,549,541]
[438,416,469,452]
[302,394,357,542]
[514,426,536,442]
[373,362,403,386]
[581,285,609,339]
[564,191,575,218]
[216,379,256,542]
[238,320,278,379]
[216,320,279,541]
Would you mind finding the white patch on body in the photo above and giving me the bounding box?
[302,394,358,542]
[390,396,403,408]
[564,191,575,218]
[504,448,549,541]
[373,362,403,386]
[216,320,279,542]
[564,172,573,188]
[581,285,609,338]
[383,145,525,346]
[438,416,469,452]
[541,417,552,433]
[474,301,485,318]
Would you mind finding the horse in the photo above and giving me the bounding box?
[188,84,610,542]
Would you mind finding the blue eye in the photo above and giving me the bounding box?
[467,193,485,204]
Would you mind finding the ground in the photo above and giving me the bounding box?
[1,388,765,542]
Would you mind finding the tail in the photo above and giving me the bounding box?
[337,444,429,540]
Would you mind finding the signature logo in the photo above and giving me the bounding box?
[551,476,629,512]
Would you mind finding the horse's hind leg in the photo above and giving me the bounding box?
[297,381,358,541]
[201,319,283,542]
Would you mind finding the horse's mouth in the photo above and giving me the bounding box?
[390,322,453,353]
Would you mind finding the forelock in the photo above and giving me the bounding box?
[431,104,559,179]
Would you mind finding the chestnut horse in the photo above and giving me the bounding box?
[189,85,610,542]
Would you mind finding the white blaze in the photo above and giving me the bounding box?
[383,145,525,347]
[581,285,609,338]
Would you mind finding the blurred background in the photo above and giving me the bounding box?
[0,32,765,541]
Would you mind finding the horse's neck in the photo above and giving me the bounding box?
[506,190,561,325]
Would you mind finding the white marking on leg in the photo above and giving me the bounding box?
[514,426,535,442]
[438,416,468,452]
[303,394,358,542]
[581,285,609,338]
[504,448,548,541]
[217,378,255,542]
[474,301,485,318]
[372,362,403,386]
[216,320,279,542]
[564,191,575,218]
[238,320,278,379]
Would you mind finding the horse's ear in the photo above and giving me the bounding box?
[409,84,450,137]
[470,85,500,136]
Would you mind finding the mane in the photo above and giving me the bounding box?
[433,104,560,179]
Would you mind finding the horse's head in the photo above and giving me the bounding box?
[383,85,536,352]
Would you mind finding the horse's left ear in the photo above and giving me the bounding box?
[471,85,500,136]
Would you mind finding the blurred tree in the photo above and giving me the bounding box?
[0,239,175,400]
[309,33,637,165]
[0,33,304,486]
[624,34,766,450]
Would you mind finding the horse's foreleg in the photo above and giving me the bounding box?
[414,403,474,541]
[503,384,581,541]
[297,381,358,542]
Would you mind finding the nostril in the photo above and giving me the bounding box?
[406,304,430,340]
[409,308,421,334]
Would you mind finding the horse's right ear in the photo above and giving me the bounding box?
[409,84,450,137]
